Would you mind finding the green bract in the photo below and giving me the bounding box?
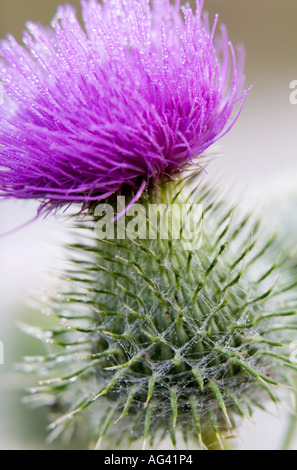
[21,175,297,450]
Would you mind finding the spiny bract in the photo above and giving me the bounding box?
[21,175,297,450]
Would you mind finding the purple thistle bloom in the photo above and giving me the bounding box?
[0,0,247,209]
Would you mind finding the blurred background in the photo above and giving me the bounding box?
[0,0,296,449]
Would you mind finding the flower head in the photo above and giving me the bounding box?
[0,0,247,209]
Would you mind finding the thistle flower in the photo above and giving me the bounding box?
[3,0,296,452]
[0,0,247,210]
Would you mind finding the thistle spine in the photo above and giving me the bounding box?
[20,177,297,450]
